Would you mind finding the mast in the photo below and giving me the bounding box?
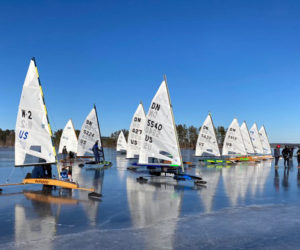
[93,104,105,161]
[163,74,184,172]
[31,58,59,176]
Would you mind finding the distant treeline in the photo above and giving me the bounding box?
[0,129,15,147]
[0,125,227,149]
[177,125,226,149]
[106,125,226,149]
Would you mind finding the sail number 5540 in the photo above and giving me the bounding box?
[147,120,163,130]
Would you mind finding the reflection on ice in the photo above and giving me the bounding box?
[14,191,58,250]
[3,147,300,249]
[126,175,182,249]
[196,168,221,213]
[116,155,128,181]
[23,190,78,205]
[222,160,272,206]
[282,167,290,191]
[249,161,271,197]
[71,162,104,226]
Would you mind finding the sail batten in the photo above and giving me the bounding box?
[222,118,246,156]
[195,114,220,157]
[139,79,183,170]
[15,58,56,166]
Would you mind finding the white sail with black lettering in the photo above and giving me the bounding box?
[126,103,146,158]
[240,121,255,155]
[195,114,220,157]
[116,131,127,152]
[249,123,264,154]
[77,106,101,156]
[139,79,183,169]
[15,58,56,166]
[222,118,246,156]
[259,125,272,155]
[58,119,78,154]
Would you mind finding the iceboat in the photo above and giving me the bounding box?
[222,118,251,162]
[238,121,261,162]
[58,119,81,164]
[224,119,263,163]
[132,76,205,185]
[247,123,271,161]
[258,125,273,160]
[77,105,112,168]
[0,58,96,195]
[195,114,233,164]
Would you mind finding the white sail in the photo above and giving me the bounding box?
[58,119,78,154]
[139,79,183,169]
[240,122,255,155]
[249,123,264,154]
[126,103,146,158]
[116,131,127,152]
[195,114,220,157]
[259,125,272,155]
[222,118,247,156]
[77,107,101,156]
[15,58,56,166]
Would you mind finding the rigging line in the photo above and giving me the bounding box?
[5,167,16,184]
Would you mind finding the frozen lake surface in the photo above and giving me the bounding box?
[0,147,300,250]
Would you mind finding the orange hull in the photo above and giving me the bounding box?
[22,178,94,192]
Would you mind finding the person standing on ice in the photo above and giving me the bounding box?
[282,146,290,168]
[92,140,101,163]
[62,146,68,160]
[274,145,281,167]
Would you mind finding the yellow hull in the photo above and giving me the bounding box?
[22,178,94,192]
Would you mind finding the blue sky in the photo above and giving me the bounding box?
[0,0,300,142]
